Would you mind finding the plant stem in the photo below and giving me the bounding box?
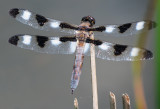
[110,92,116,109]
[74,98,79,109]
[90,34,98,109]
[122,93,130,109]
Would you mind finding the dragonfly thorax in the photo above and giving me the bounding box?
[76,31,89,38]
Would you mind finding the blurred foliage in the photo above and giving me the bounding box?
[132,0,156,109]
[155,0,160,109]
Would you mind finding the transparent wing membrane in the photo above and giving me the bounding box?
[9,8,78,34]
[9,34,77,54]
[84,41,153,61]
[92,20,156,37]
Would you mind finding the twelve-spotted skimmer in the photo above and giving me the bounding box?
[9,8,156,93]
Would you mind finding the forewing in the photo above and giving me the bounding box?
[84,40,153,61]
[9,34,77,54]
[9,8,78,34]
[91,20,156,37]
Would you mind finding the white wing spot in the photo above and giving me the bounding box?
[51,38,61,46]
[22,35,32,45]
[84,43,89,53]
[70,42,76,53]
[136,21,145,30]
[131,48,140,56]
[98,43,110,50]
[105,26,115,33]
[21,10,31,20]
[50,22,60,28]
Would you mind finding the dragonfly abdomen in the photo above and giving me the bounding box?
[71,45,85,93]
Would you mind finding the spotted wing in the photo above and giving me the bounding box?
[89,20,156,37]
[9,34,78,54]
[9,8,78,34]
[84,39,153,61]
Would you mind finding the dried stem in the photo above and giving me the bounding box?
[74,98,79,109]
[122,93,131,109]
[90,34,98,109]
[110,92,116,109]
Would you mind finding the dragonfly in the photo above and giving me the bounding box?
[9,8,156,93]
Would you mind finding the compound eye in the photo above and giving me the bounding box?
[84,18,89,22]
[84,19,87,22]
[82,16,89,22]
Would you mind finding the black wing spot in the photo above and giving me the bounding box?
[35,14,48,26]
[88,26,106,32]
[94,40,103,45]
[118,23,132,33]
[96,26,106,32]
[113,44,127,56]
[94,26,106,32]
[59,22,78,30]
[148,21,157,30]
[86,38,93,43]
[86,38,102,46]
[9,35,19,45]
[9,8,19,18]
[36,36,49,48]
[143,50,153,59]
[60,37,77,42]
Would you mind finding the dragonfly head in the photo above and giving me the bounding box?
[81,16,95,27]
